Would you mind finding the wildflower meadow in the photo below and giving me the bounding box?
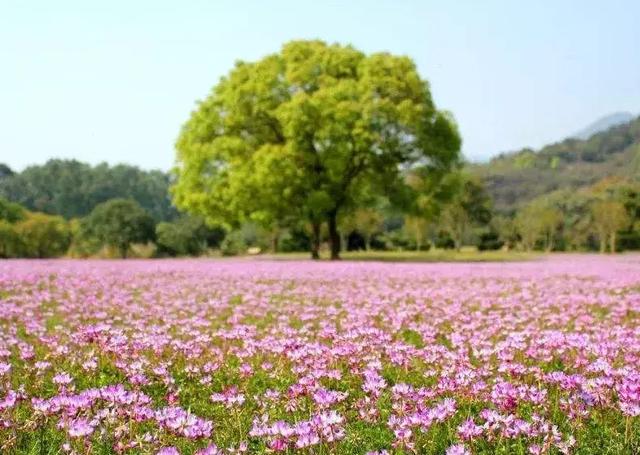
[1,256,639,454]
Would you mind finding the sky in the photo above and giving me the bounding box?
[2,0,639,171]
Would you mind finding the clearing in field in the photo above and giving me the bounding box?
[0,256,639,454]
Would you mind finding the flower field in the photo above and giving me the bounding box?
[1,257,639,454]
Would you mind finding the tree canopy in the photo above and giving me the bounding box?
[0,159,177,221]
[81,199,155,258]
[172,40,461,259]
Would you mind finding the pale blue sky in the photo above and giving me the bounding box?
[2,0,639,171]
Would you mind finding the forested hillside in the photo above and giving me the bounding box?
[469,115,640,213]
[0,160,177,221]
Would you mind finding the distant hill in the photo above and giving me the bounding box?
[469,115,640,213]
[572,112,634,140]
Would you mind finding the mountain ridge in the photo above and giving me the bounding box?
[571,112,634,140]
[469,113,640,213]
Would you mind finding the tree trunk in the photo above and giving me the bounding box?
[415,232,421,251]
[271,232,279,253]
[455,224,464,252]
[310,222,321,260]
[610,232,616,253]
[120,245,128,259]
[545,233,553,252]
[340,233,347,253]
[454,233,462,252]
[599,233,606,254]
[328,211,341,260]
[364,235,371,251]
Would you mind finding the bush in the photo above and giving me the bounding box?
[434,231,455,249]
[220,231,246,256]
[377,230,412,250]
[0,220,22,258]
[81,199,155,258]
[280,228,311,252]
[14,213,71,258]
[0,197,26,223]
[617,231,640,251]
[67,218,102,258]
[155,217,219,256]
[477,231,505,251]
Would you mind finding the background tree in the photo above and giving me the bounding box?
[81,199,155,258]
[172,40,460,259]
[0,221,21,258]
[0,159,177,221]
[0,163,14,180]
[0,197,26,223]
[404,215,430,251]
[515,205,543,251]
[439,173,492,251]
[591,200,629,253]
[538,206,562,252]
[14,213,71,258]
[515,201,562,251]
[490,215,519,250]
[341,208,384,251]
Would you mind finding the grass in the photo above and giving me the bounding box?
[259,248,540,263]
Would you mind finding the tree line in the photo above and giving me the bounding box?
[1,166,639,259]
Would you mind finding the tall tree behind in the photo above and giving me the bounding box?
[591,200,629,253]
[440,173,492,251]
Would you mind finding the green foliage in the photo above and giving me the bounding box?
[471,115,640,213]
[433,231,455,249]
[591,200,629,253]
[340,208,384,250]
[172,40,461,259]
[279,227,311,252]
[490,215,520,249]
[156,216,225,256]
[0,196,26,223]
[14,213,71,258]
[0,220,22,258]
[477,231,505,251]
[0,163,14,179]
[403,215,430,251]
[439,173,492,250]
[0,159,177,221]
[81,199,155,258]
[67,218,103,258]
[515,201,562,251]
[220,231,247,256]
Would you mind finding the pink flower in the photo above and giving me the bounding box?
[157,448,180,455]
[67,418,95,437]
[446,444,471,455]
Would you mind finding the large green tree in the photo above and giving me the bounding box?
[172,40,460,259]
[81,199,155,258]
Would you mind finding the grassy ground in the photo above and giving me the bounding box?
[259,248,540,263]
